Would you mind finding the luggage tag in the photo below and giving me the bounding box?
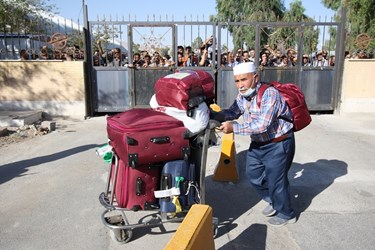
[96,143,113,163]
[172,196,182,214]
[154,187,180,198]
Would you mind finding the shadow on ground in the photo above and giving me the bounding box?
[205,149,348,250]
[0,144,100,184]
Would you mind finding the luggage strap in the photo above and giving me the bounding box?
[154,187,181,198]
[186,182,200,199]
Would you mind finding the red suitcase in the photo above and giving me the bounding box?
[107,109,190,168]
[155,70,215,111]
[110,156,160,210]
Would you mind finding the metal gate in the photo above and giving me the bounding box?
[82,6,343,117]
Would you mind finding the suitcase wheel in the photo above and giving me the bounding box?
[110,228,133,244]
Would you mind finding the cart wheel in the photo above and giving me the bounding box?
[110,228,133,244]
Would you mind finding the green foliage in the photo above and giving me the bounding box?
[0,0,55,33]
[274,0,319,53]
[91,18,119,52]
[322,0,375,51]
[67,30,84,49]
[191,36,203,51]
[159,46,170,57]
[132,43,141,54]
[213,0,286,49]
[214,0,320,53]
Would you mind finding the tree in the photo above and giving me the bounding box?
[213,0,319,54]
[0,0,55,33]
[322,0,375,52]
[191,36,203,52]
[274,0,319,54]
[212,0,286,49]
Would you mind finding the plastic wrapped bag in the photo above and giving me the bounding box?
[150,94,209,135]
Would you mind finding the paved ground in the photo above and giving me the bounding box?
[0,113,374,250]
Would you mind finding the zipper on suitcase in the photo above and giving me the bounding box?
[108,121,182,133]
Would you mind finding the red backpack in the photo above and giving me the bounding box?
[257,81,312,132]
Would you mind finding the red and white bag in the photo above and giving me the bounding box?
[154,70,215,112]
[150,94,209,135]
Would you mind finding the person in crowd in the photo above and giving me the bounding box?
[344,50,351,59]
[226,51,239,67]
[133,52,144,67]
[177,45,184,55]
[189,52,199,67]
[140,50,148,61]
[184,46,193,66]
[249,49,256,62]
[164,54,175,66]
[93,49,103,66]
[271,49,283,66]
[20,49,29,60]
[210,62,297,227]
[278,55,289,67]
[39,46,49,60]
[108,48,123,66]
[285,49,296,67]
[198,48,210,67]
[143,54,152,68]
[63,52,73,61]
[242,50,250,62]
[259,51,272,67]
[177,52,185,67]
[302,54,311,67]
[329,55,335,66]
[150,51,161,67]
[312,51,328,67]
[220,53,228,66]
[357,50,367,59]
[236,48,243,64]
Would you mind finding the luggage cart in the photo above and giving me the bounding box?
[98,120,220,244]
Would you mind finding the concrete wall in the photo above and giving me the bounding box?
[340,59,375,113]
[0,61,85,118]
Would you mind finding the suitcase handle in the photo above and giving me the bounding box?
[150,136,170,144]
[136,177,143,196]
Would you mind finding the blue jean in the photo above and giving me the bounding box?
[246,132,295,219]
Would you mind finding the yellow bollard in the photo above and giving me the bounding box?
[164,204,215,250]
[210,104,239,183]
[213,132,239,182]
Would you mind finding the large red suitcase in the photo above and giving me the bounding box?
[107,109,190,168]
[110,156,160,210]
[155,70,215,111]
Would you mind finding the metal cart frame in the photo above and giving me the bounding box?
[98,120,220,243]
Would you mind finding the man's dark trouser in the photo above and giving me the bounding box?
[246,132,295,219]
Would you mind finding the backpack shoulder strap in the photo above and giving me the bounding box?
[256,83,271,108]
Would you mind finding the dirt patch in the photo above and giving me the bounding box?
[0,123,49,148]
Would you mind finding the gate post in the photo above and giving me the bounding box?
[83,4,94,118]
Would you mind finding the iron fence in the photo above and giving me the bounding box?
[0,16,84,60]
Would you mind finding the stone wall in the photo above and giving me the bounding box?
[0,60,85,118]
[340,59,375,113]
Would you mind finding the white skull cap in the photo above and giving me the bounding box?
[233,62,256,75]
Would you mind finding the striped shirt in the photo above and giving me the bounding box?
[223,82,293,142]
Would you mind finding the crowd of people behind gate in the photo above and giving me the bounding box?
[92,35,343,69]
[216,44,337,68]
